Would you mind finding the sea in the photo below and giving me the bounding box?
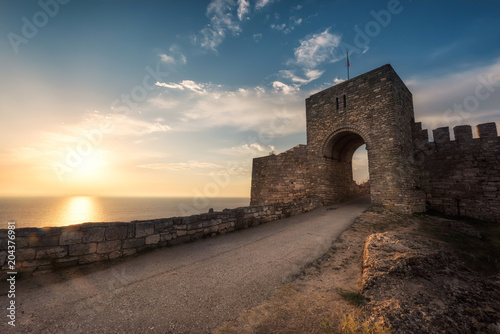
[0,196,250,229]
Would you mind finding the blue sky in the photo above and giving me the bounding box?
[0,0,499,197]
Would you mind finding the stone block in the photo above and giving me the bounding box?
[105,226,128,240]
[160,233,174,242]
[69,243,97,256]
[36,246,68,259]
[108,251,122,260]
[17,248,36,261]
[53,257,79,268]
[135,222,154,238]
[17,228,42,238]
[122,238,145,249]
[154,220,173,233]
[453,125,472,142]
[477,122,498,138]
[60,231,83,245]
[29,234,60,247]
[79,253,108,265]
[40,227,62,236]
[145,234,160,245]
[82,228,105,243]
[122,248,137,257]
[0,251,6,266]
[22,259,51,268]
[97,240,121,254]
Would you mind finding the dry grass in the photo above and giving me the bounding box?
[216,209,500,334]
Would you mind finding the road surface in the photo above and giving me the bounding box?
[0,196,370,333]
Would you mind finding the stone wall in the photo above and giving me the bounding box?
[0,198,320,277]
[251,64,425,213]
[250,64,498,221]
[414,122,500,221]
[251,145,309,205]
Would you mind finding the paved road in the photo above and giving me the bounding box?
[0,196,369,334]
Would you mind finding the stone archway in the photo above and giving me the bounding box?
[321,127,371,203]
[251,65,426,213]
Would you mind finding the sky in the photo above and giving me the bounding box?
[0,0,499,198]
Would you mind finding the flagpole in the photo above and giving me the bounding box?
[347,52,350,80]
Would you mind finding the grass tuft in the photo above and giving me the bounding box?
[336,288,364,306]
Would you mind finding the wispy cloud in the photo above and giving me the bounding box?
[272,81,299,95]
[215,143,275,157]
[138,160,221,171]
[138,160,249,176]
[152,80,305,134]
[237,0,250,21]
[156,80,208,94]
[407,59,500,131]
[271,16,302,34]
[159,45,187,65]
[292,28,342,69]
[197,0,242,53]
[279,69,324,85]
[255,0,272,10]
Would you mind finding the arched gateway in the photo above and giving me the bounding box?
[250,64,426,213]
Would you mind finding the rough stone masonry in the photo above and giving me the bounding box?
[251,64,500,222]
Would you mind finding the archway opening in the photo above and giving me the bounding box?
[323,130,371,203]
[352,144,369,184]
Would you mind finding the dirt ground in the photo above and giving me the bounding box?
[214,209,500,334]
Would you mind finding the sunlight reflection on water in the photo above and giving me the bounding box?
[0,196,250,228]
[57,196,99,226]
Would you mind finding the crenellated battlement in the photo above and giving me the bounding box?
[413,121,500,221]
[251,65,499,222]
[413,122,498,144]
[414,122,499,148]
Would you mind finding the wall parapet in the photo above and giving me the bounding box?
[414,122,499,147]
[414,122,500,222]
[0,198,321,277]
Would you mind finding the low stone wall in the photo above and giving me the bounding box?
[0,198,320,277]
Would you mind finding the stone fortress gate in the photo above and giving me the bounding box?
[251,65,500,221]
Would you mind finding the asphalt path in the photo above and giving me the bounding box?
[0,195,370,334]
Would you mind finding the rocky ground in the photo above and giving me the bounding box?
[214,209,500,333]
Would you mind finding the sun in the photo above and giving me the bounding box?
[74,151,108,178]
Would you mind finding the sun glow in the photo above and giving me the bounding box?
[73,151,109,179]
[58,196,98,225]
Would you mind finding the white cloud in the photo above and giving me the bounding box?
[215,143,275,157]
[138,160,222,171]
[159,46,187,65]
[333,77,345,84]
[272,81,299,95]
[237,0,250,21]
[198,0,242,53]
[407,59,500,132]
[160,54,175,64]
[271,16,302,34]
[271,23,287,32]
[255,0,272,10]
[80,113,171,137]
[279,69,324,86]
[293,28,342,69]
[153,80,305,134]
[156,80,208,94]
[137,160,249,176]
